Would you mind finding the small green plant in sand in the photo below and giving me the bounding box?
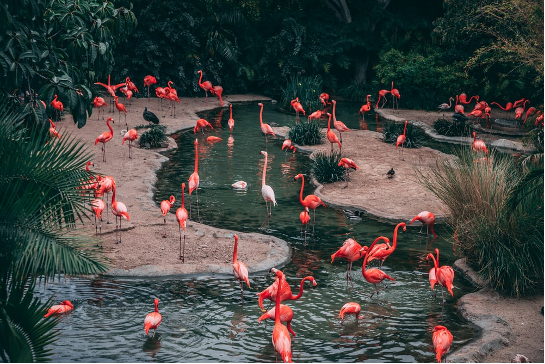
[139,125,167,148]
[433,118,471,137]
[311,151,345,184]
[287,120,324,146]
[382,121,423,148]
[418,147,543,296]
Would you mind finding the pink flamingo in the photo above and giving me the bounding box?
[232,234,250,300]
[515,100,530,119]
[164,81,181,117]
[228,104,235,131]
[111,182,130,244]
[95,117,114,163]
[491,101,513,111]
[331,100,350,144]
[391,81,401,110]
[326,113,341,153]
[471,132,488,154]
[48,119,60,139]
[396,120,408,160]
[188,139,200,221]
[299,207,310,240]
[176,183,188,262]
[258,103,276,144]
[144,298,162,337]
[94,75,125,112]
[458,93,479,105]
[93,96,107,120]
[194,118,214,134]
[290,97,306,123]
[122,129,138,159]
[367,222,406,268]
[50,94,64,121]
[376,89,391,109]
[339,302,363,324]
[143,75,157,99]
[359,94,372,119]
[294,173,325,234]
[113,96,127,128]
[438,97,454,117]
[44,300,73,318]
[271,270,293,363]
[212,85,224,106]
[96,175,114,224]
[282,139,295,154]
[160,195,175,238]
[258,304,296,336]
[257,268,317,312]
[362,236,396,298]
[319,92,330,110]
[331,238,366,286]
[197,70,213,102]
[307,109,322,122]
[259,150,277,231]
[433,325,453,363]
[338,157,359,188]
[91,198,106,238]
[410,211,437,237]
[155,87,167,109]
[523,107,537,124]
[427,249,454,304]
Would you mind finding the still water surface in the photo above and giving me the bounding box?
[42,102,478,362]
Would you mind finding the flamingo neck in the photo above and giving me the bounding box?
[429,252,438,277]
[455,95,458,107]
[392,223,404,251]
[292,276,312,300]
[198,72,203,86]
[435,249,440,267]
[391,81,394,93]
[332,101,337,122]
[327,114,332,132]
[473,133,477,142]
[262,154,267,187]
[448,98,453,108]
[298,176,305,205]
[107,119,113,134]
[194,144,198,173]
[259,104,264,126]
[229,104,233,118]
[233,236,238,263]
[111,183,116,204]
[274,275,282,324]
[403,121,407,136]
[50,119,56,128]
[108,75,111,86]
[154,301,159,313]
[181,184,185,208]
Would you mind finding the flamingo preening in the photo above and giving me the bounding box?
[232,234,250,301]
[176,183,188,262]
[95,117,114,163]
[361,236,396,298]
[338,157,359,188]
[271,269,293,363]
[48,119,60,140]
[410,211,437,237]
[259,151,277,231]
[257,268,317,312]
[258,103,276,144]
[144,298,162,338]
[367,222,406,268]
[160,195,175,238]
[294,173,325,234]
[331,238,366,286]
[432,325,453,363]
[188,139,201,222]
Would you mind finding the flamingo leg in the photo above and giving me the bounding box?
[239,281,244,303]
[344,167,348,189]
[106,192,111,224]
[259,201,271,231]
[196,189,201,223]
[312,208,316,235]
[119,218,122,243]
[189,194,192,220]
[94,214,98,238]
[163,218,167,238]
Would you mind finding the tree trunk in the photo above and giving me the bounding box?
[324,0,351,23]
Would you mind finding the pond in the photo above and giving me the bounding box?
[42,101,478,362]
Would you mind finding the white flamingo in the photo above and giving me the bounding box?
[259,151,276,231]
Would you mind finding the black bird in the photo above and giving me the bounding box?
[143,107,160,126]
[387,167,395,178]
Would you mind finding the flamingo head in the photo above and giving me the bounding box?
[433,325,448,332]
[194,138,198,146]
[435,248,439,255]
[181,182,185,191]
[260,150,267,157]
[258,102,263,106]
[359,245,369,256]
[107,117,114,123]
[198,70,202,74]
[154,298,159,306]
[62,300,74,308]
[234,234,238,244]
[472,131,476,138]
[169,195,175,204]
[426,253,433,261]
[310,278,317,288]
[294,173,303,181]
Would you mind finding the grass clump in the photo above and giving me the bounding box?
[433,118,471,137]
[138,125,167,148]
[418,147,544,296]
[281,75,323,113]
[382,121,423,148]
[311,151,345,184]
[287,120,324,146]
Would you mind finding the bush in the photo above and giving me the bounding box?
[138,125,167,148]
[433,118,472,137]
[382,121,423,148]
[287,120,324,146]
[418,147,544,296]
[311,151,345,184]
[281,75,323,114]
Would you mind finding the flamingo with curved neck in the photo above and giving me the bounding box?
[111,182,130,244]
[367,222,407,268]
[257,268,317,311]
[359,94,372,118]
[197,70,213,102]
[258,103,276,144]
[294,173,325,234]
[233,234,250,301]
[331,100,350,143]
[326,112,341,153]
[427,248,454,305]
[95,117,114,163]
[362,236,396,298]
[258,304,295,336]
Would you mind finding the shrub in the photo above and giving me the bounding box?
[433,118,472,137]
[138,125,167,148]
[418,147,544,296]
[287,120,324,146]
[382,121,423,148]
[281,75,323,114]
[311,151,345,184]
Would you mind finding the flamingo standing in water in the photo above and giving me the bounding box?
[359,94,372,119]
[410,211,437,237]
[44,300,73,318]
[331,238,366,286]
[361,236,396,298]
[376,89,391,109]
[188,139,201,222]
[307,109,322,122]
[95,117,114,163]
[331,100,350,144]
[122,128,138,159]
[432,325,453,363]
[176,183,188,262]
[111,182,130,244]
[367,222,406,268]
[232,234,251,301]
[228,104,235,131]
[257,268,317,311]
[143,75,157,99]
[282,139,295,154]
[50,94,64,121]
[160,195,175,238]
[144,298,162,338]
[258,103,276,144]
[259,150,277,231]
[471,132,488,154]
[258,304,296,336]
[339,302,363,324]
[299,207,310,240]
[93,96,107,120]
[427,248,454,305]
[294,173,325,234]
[338,157,359,188]
[396,120,408,160]
[197,70,213,102]
[326,113,341,153]
[271,269,293,363]
[193,118,213,134]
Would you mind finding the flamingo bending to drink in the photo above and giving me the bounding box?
[44,300,73,317]
[257,268,317,312]
[258,304,295,336]
[339,302,363,324]
[410,211,437,237]
[160,195,175,238]
[433,325,453,363]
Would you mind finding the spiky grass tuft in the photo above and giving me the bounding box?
[311,151,345,184]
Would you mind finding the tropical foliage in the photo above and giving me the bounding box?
[311,151,345,184]
[139,125,168,148]
[287,120,324,146]
[418,148,543,296]
[0,96,108,361]
[433,118,471,137]
[281,75,323,114]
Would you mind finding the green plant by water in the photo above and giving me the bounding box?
[287,120,324,146]
[139,125,167,148]
[311,151,345,184]
[433,118,472,137]
[382,121,423,148]
[281,75,323,113]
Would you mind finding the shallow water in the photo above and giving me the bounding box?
[42,102,478,362]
